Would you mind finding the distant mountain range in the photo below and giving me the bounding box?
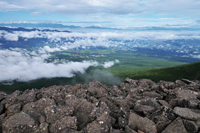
[0,26,71,33]
[1,23,200,31]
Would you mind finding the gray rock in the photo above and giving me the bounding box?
[35,122,49,133]
[128,112,157,133]
[23,98,56,116]
[49,116,77,133]
[2,112,36,133]
[7,103,21,116]
[86,112,112,133]
[125,126,137,133]
[135,98,161,111]
[75,100,94,124]
[134,104,156,114]
[148,106,176,133]
[65,94,81,108]
[183,119,199,133]
[174,107,200,120]
[44,105,74,123]
[17,89,38,104]
[158,100,171,108]
[161,117,187,133]
[143,91,163,99]
[187,99,200,109]
[107,85,124,97]
[0,92,6,101]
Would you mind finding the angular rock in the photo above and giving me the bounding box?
[158,100,171,108]
[161,117,187,133]
[174,107,200,120]
[75,89,87,99]
[75,100,94,126]
[44,105,74,123]
[175,80,187,87]
[125,126,137,133]
[124,78,138,86]
[35,122,49,133]
[23,98,56,116]
[134,104,156,114]
[90,101,111,119]
[0,92,6,101]
[135,98,161,110]
[137,130,145,133]
[17,89,39,104]
[187,99,200,109]
[148,106,176,133]
[2,112,36,133]
[86,112,112,133]
[183,119,199,133]
[100,97,120,113]
[107,85,124,97]
[41,86,66,106]
[138,79,156,87]
[128,112,157,133]
[65,94,81,108]
[49,116,77,133]
[143,91,163,99]
[175,88,198,100]
[88,86,108,98]
[7,103,21,116]
[1,90,22,108]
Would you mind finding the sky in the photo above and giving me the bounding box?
[0,0,200,28]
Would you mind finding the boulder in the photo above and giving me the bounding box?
[183,119,199,133]
[173,107,200,121]
[49,116,77,133]
[142,91,163,99]
[86,112,112,133]
[6,103,21,116]
[2,112,36,133]
[125,126,137,133]
[23,98,56,116]
[161,117,187,133]
[148,106,176,132]
[35,122,49,133]
[44,105,74,123]
[128,112,157,133]
[134,104,156,114]
[65,94,81,108]
[0,92,6,101]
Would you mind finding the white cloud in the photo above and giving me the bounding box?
[0,48,119,82]
[43,46,61,52]
[4,33,19,41]
[102,60,120,68]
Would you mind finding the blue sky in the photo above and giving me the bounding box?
[0,0,200,28]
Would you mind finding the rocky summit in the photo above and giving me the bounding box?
[0,78,200,133]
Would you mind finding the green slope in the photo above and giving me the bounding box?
[119,62,200,82]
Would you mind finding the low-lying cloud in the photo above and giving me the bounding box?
[0,49,118,82]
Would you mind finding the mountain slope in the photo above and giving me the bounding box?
[123,62,200,82]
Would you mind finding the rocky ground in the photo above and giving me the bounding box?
[0,78,200,133]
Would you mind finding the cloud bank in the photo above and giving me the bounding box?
[1,29,200,54]
[0,49,118,82]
